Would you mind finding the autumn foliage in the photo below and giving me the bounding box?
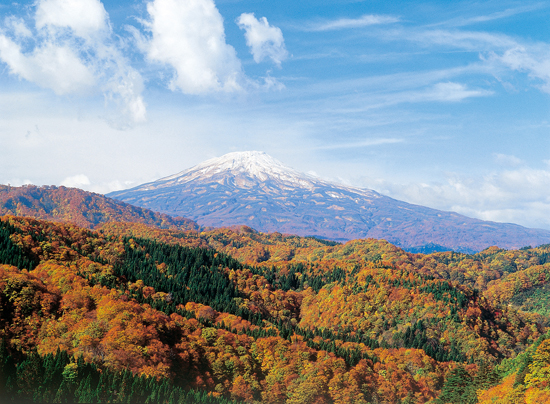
[1,214,550,402]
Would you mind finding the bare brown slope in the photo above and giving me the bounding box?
[0,184,198,231]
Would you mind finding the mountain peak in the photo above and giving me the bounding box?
[156,151,316,189]
[192,151,287,177]
[107,152,550,252]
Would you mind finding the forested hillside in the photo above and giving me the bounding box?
[1,215,550,403]
[0,185,198,231]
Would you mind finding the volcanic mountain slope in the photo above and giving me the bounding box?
[108,151,550,252]
[0,184,198,231]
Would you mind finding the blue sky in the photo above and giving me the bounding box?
[1,0,550,230]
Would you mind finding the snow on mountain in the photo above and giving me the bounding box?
[107,151,550,252]
[141,151,316,189]
[137,151,376,196]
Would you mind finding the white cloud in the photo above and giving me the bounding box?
[316,138,403,150]
[35,0,109,42]
[489,44,550,94]
[91,180,138,194]
[359,165,550,230]
[0,0,146,127]
[141,0,244,94]
[423,82,492,102]
[236,13,287,66]
[308,14,399,32]
[0,36,96,95]
[4,16,32,38]
[261,74,285,91]
[61,174,91,188]
[493,153,523,167]
[104,67,147,128]
[4,178,33,187]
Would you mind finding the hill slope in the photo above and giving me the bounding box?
[108,151,550,252]
[1,215,549,403]
[0,184,198,231]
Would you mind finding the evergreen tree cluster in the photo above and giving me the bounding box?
[256,262,350,293]
[114,238,244,314]
[0,220,37,270]
[91,246,380,369]
[397,320,467,363]
[435,362,499,404]
[0,340,241,404]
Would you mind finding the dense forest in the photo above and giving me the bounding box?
[1,214,550,403]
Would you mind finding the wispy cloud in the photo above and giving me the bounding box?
[309,80,492,115]
[434,4,546,27]
[359,164,550,230]
[306,14,399,32]
[381,25,550,96]
[493,153,523,167]
[237,13,287,66]
[356,81,492,110]
[487,44,550,94]
[422,82,492,102]
[406,29,517,51]
[316,138,403,150]
[283,64,490,107]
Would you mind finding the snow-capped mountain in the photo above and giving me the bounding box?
[129,151,377,196]
[155,151,320,187]
[107,151,550,252]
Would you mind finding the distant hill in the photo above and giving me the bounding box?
[0,184,198,231]
[108,151,550,253]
